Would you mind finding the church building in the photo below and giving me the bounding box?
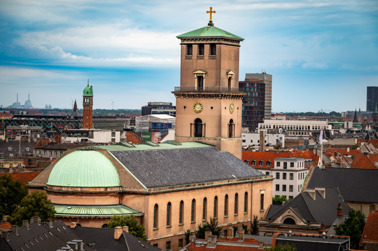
[28,8,273,251]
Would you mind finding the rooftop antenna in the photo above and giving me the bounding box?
[28,93,30,100]
[318,127,324,169]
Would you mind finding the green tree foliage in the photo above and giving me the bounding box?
[273,196,287,205]
[334,209,365,249]
[274,143,282,150]
[351,144,360,150]
[265,243,297,251]
[195,217,223,238]
[184,229,192,244]
[0,175,28,218]
[108,214,147,240]
[251,215,259,235]
[8,191,55,226]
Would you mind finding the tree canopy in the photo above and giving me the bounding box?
[273,196,288,205]
[8,191,56,226]
[0,175,28,218]
[334,209,365,249]
[108,214,147,240]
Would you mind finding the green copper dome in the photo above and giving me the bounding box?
[177,25,243,40]
[47,151,120,187]
[83,85,93,97]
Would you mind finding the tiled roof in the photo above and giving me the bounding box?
[0,171,42,185]
[265,188,350,226]
[242,151,318,169]
[54,204,143,217]
[351,154,378,169]
[306,167,378,203]
[112,147,265,188]
[0,222,11,230]
[360,211,378,245]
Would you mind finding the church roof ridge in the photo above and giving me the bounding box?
[177,25,244,40]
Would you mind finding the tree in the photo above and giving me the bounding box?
[265,243,297,251]
[0,175,28,218]
[184,229,192,244]
[108,214,147,240]
[195,217,223,238]
[8,191,55,226]
[251,215,259,235]
[273,196,287,205]
[334,209,365,249]
[274,143,282,150]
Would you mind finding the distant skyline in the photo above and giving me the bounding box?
[0,0,377,112]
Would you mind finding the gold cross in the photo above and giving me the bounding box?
[206,7,216,22]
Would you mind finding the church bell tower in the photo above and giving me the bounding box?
[173,7,245,159]
[82,82,93,129]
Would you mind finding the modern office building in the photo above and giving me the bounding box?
[367,86,378,112]
[239,72,272,131]
[141,102,176,116]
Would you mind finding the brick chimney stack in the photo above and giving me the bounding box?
[114,226,123,240]
[337,203,343,216]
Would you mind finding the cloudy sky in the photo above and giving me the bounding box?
[0,0,377,112]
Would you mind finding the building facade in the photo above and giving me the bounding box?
[173,18,245,159]
[242,132,285,149]
[367,86,378,112]
[141,102,176,117]
[258,119,331,136]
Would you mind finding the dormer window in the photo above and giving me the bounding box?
[251,160,256,166]
[187,44,193,56]
[210,44,216,55]
[259,160,264,166]
[266,161,271,167]
[198,44,204,55]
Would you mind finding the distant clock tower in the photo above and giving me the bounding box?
[173,7,245,159]
[82,82,93,129]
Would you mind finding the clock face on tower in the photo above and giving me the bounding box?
[229,103,235,114]
[193,102,203,113]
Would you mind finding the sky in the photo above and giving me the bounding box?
[0,0,377,112]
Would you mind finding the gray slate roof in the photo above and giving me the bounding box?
[111,147,264,188]
[0,139,36,159]
[266,188,350,226]
[307,167,378,203]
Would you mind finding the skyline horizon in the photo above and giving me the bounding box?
[1,1,377,112]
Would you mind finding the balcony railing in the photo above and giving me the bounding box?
[173,86,244,93]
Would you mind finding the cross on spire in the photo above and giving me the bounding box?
[207,7,216,26]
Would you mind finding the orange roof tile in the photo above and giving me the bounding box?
[360,211,378,245]
[242,151,318,169]
[0,222,11,230]
[351,154,378,169]
[0,171,42,185]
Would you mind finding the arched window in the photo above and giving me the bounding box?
[214,196,218,218]
[191,199,196,222]
[195,118,203,137]
[283,217,296,225]
[203,197,207,221]
[101,224,108,228]
[244,192,248,213]
[228,119,234,138]
[179,201,184,225]
[224,194,229,217]
[154,204,159,229]
[234,193,239,215]
[167,202,172,227]
[228,77,232,90]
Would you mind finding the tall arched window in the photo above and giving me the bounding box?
[195,118,203,137]
[167,202,172,227]
[154,204,159,229]
[228,77,232,90]
[234,193,239,215]
[244,192,248,214]
[203,197,207,221]
[214,196,218,218]
[179,200,184,225]
[228,119,234,138]
[191,199,196,222]
[224,194,229,217]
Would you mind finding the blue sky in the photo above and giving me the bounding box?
[0,0,377,112]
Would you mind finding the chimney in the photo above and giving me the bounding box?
[70,222,77,229]
[337,203,343,217]
[22,220,29,229]
[47,219,53,228]
[1,229,9,240]
[2,215,9,222]
[207,235,217,248]
[114,226,123,240]
[205,231,212,240]
[67,241,77,250]
[33,216,41,224]
[227,227,234,238]
[259,130,266,152]
[122,226,129,233]
[238,228,245,240]
[11,225,18,235]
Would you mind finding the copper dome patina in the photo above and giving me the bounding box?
[47,151,120,187]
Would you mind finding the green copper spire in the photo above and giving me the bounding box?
[83,80,93,97]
